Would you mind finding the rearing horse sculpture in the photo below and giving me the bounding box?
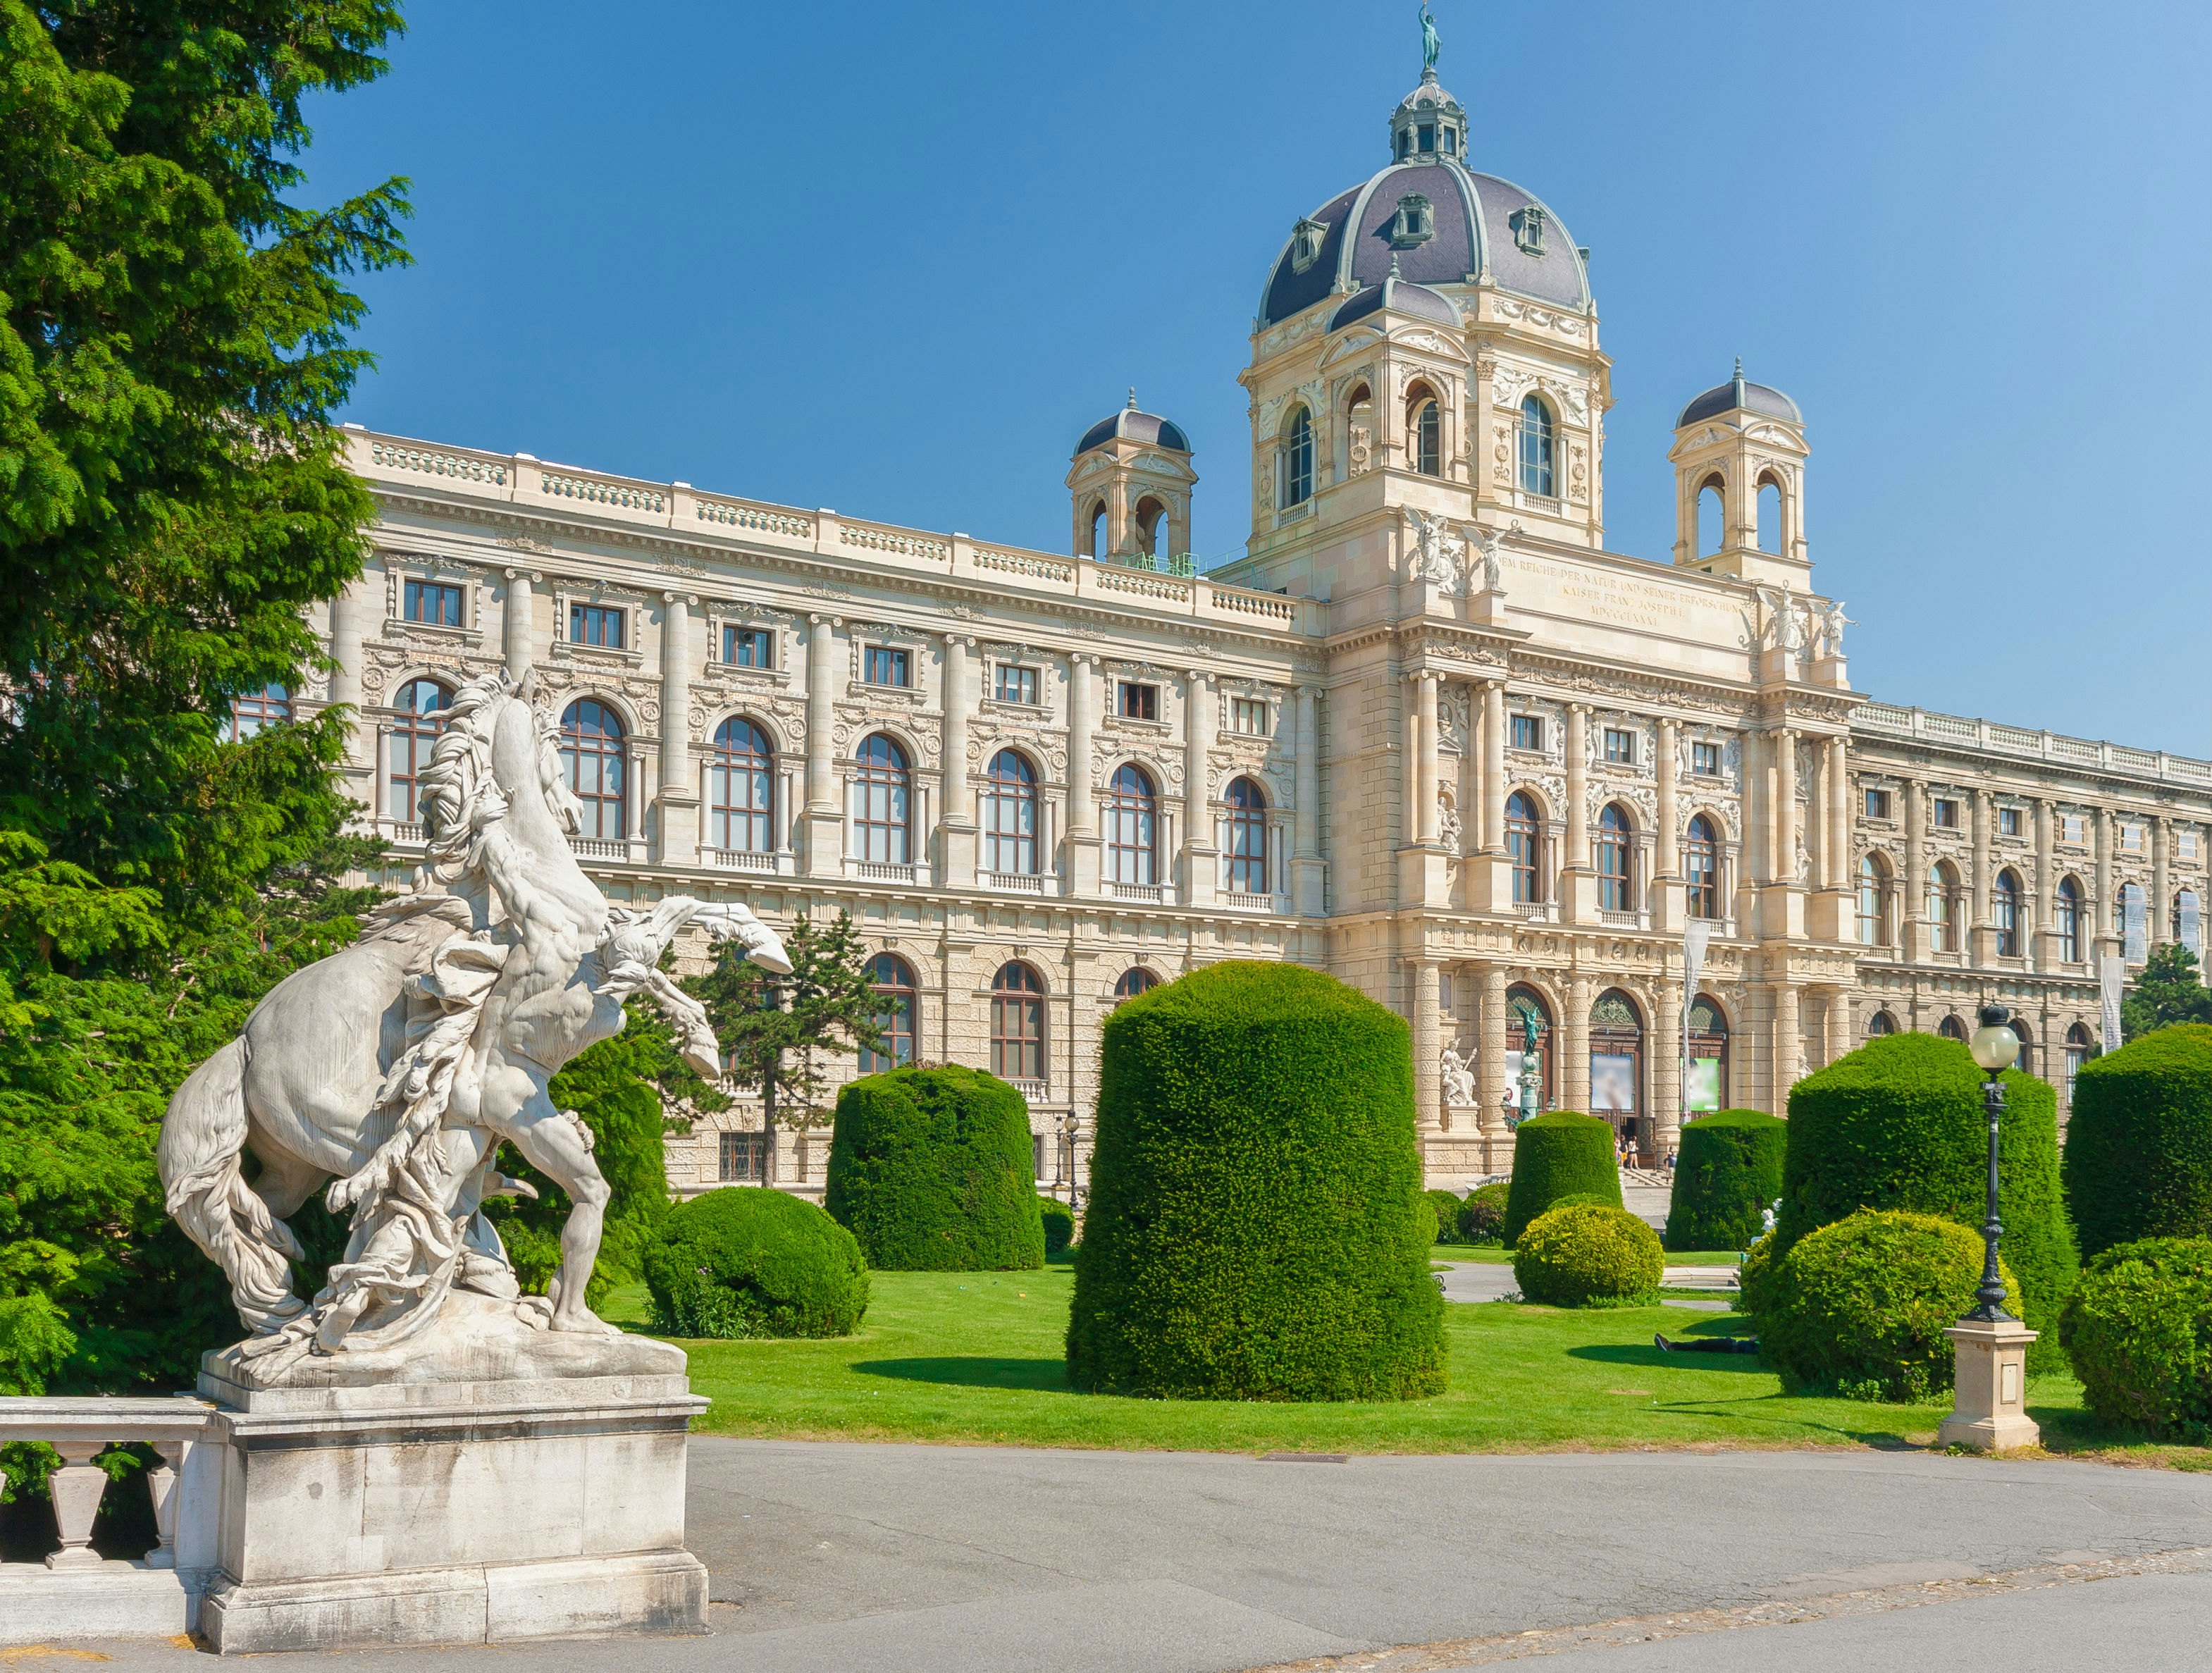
[158,669,791,1355]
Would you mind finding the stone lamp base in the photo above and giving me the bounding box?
[1937,1316,2040,1452]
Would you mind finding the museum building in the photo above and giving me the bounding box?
[282,59,2211,1197]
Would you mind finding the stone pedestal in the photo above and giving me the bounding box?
[1937,1316,2040,1452]
[192,1294,710,1654]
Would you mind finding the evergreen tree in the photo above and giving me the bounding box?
[2123,943,2212,1040]
[688,913,882,1180]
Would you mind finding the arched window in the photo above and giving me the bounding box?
[1994,869,2023,958]
[1858,853,1893,946]
[1225,776,1268,896]
[560,698,627,841]
[708,717,774,853]
[1410,391,1441,477]
[1106,763,1157,885]
[2177,889,2204,962]
[1686,995,1729,1113]
[1506,984,1554,1109]
[1113,967,1159,1005]
[1134,496,1168,559]
[1939,1014,1969,1042]
[982,749,1039,875]
[1281,406,1314,507]
[1589,988,1643,1136]
[1507,791,1543,903]
[1087,500,1107,559]
[990,963,1046,1083]
[1596,803,1633,913]
[1929,859,1963,953]
[1518,395,1555,496]
[2010,1016,2034,1074]
[1697,476,1724,557]
[860,953,917,1073]
[2056,876,2084,963]
[226,681,290,742]
[1867,1010,1898,1037]
[2065,1022,2093,1099]
[1685,814,1721,920]
[387,678,452,824]
[854,734,911,864]
[1756,474,1782,555]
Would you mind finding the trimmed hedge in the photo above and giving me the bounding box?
[2058,1237,2212,1438]
[1756,1209,2020,1401]
[641,1187,869,1339]
[1458,1181,1511,1245]
[1512,1202,1664,1307]
[1424,1188,1466,1245]
[1665,1110,1787,1253]
[824,1066,1045,1271]
[1065,961,1445,1401]
[1038,1196,1076,1258]
[2063,1024,2212,1259]
[1781,1031,2076,1368]
[1502,1112,1622,1245]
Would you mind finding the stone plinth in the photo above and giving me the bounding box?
[192,1294,710,1654]
[1937,1316,2040,1452]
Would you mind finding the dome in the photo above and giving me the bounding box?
[1075,392,1190,458]
[1676,362,1803,428]
[1328,263,1459,332]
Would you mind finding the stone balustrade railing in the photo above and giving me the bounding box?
[0,1397,217,1573]
[1855,700,2211,787]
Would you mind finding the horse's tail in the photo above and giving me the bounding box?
[157,1039,307,1334]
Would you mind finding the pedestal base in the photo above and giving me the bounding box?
[1937,1316,2040,1452]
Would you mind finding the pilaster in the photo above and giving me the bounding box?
[802,615,844,878]
[939,634,977,888]
[655,591,698,864]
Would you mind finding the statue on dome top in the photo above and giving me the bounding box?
[1419,2,1442,74]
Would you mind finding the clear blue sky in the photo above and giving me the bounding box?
[307,1,2211,757]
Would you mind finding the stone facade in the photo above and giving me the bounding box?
[309,63,2210,1197]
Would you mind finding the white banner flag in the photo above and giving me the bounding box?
[1682,920,1712,1112]
[2182,890,2204,978]
[2123,884,2148,964]
[2101,956,2126,1054]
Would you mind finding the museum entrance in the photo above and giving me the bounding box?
[1589,987,1645,1161]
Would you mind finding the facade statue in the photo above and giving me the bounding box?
[1474,524,1511,593]
[1437,787,1464,852]
[1402,506,1466,592]
[1811,596,1852,659]
[1419,1,1441,73]
[1440,1044,1476,1106]
[157,669,792,1364]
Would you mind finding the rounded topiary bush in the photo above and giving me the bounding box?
[2058,1237,2212,1438]
[642,1187,869,1339]
[1665,1109,1786,1253]
[824,1066,1045,1271]
[1425,1188,1466,1245]
[1756,1209,2020,1402]
[1512,1202,1664,1307]
[1781,1032,2075,1367]
[1502,1112,1622,1246]
[1066,961,1445,1401]
[2063,1025,2212,1259]
[1038,1196,1076,1259]
[1458,1181,1510,1245]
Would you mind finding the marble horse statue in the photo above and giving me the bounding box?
[157,669,791,1359]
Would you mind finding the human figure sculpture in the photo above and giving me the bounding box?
[158,669,792,1360]
[1402,507,1466,592]
[1440,1044,1476,1107]
[1419,1,1441,72]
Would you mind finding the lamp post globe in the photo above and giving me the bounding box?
[1965,1004,2017,1321]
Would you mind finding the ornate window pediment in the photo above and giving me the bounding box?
[1290,216,1329,273]
[1390,194,1435,249]
[1509,205,1547,257]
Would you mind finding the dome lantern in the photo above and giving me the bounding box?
[1068,390,1197,567]
[1389,68,1466,164]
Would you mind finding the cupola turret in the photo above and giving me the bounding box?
[1668,359,1811,585]
[1067,390,1197,565]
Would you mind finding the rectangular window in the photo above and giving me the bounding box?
[1691,741,1722,777]
[1998,807,2022,837]
[2123,822,2145,853]
[995,664,1039,705]
[1864,787,1892,821]
[1509,714,1543,752]
[1230,698,1270,737]
[2182,832,2201,860]
[722,625,774,668]
[1119,681,1158,722]
[1602,727,1636,765]
[1933,798,1959,829]
[717,1130,764,1183]
[569,603,624,648]
[864,645,910,688]
[403,579,464,627]
[2063,813,2086,846]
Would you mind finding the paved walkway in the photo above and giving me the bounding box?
[1435,1260,1734,1307]
[58,1440,2212,1673]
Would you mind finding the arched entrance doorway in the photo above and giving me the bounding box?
[1589,988,1644,1152]
[1504,984,1555,1118]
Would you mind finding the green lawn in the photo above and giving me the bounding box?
[605,1268,2208,1467]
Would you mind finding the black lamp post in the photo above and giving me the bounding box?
[1964,1004,2020,1323]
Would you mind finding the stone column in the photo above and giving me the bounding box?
[1903,779,1928,959]
[939,634,977,887]
[1413,957,1443,1143]
[2095,806,2116,958]
[1827,736,1850,890]
[2153,815,2171,950]
[1772,982,1801,1111]
[1416,673,1441,843]
[1400,672,1421,846]
[1653,979,1683,1161]
[1774,727,1798,882]
[1560,704,1596,921]
[1481,681,1507,853]
[1970,787,1994,962]
[803,615,843,877]
[1183,669,1215,906]
[329,578,369,711]
[1067,655,1100,896]
[1292,683,1325,916]
[1476,964,1507,1140]
[1824,985,1851,1068]
[502,567,538,682]
[657,591,698,863]
[1655,720,1681,877]
[1562,974,1593,1113]
[2034,798,2056,968]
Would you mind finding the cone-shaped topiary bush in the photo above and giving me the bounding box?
[1665,1109,1787,1252]
[1781,1031,2076,1367]
[1066,961,1445,1401]
[1458,1180,1510,1245]
[1501,1111,1621,1246]
[643,1186,869,1339]
[1756,1209,2020,1401]
[1512,1202,1664,1307]
[824,1066,1044,1271]
[2063,1024,2212,1259]
[2058,1236,2212,1438]
[1038,1195,1076,1258]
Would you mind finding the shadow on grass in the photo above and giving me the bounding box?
[854,1356,1071,1392]
[1646,1396,1931,1450]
